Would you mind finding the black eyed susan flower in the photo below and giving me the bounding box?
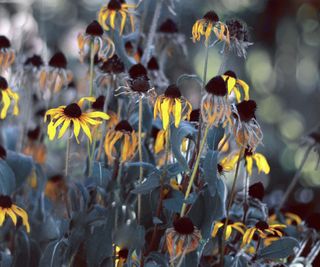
[147,56,169,92]
[212,219,246,240]
[0,36,15,69]
[98,0,135,35]
[241,220,286,247]
[154,84,192,130]
[222,70,250,103]
[0,195,30,233]
[0,76,19,119]
[226,18,253,58]
[104,120,138,163]
[39,52,73,96]
[201,76,232,128]
[44,97,110,143]
[165,217,201,263]
[192,11,230,46]
[77,20,115,63]
[232,100,263,150]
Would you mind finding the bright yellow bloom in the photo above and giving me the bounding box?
[192,11,229,46]
[98,0,135,35]
[154,84,192,130]
[44,97,110,143]
[222,70,249,102]
[241,221,286,247]
[104,120,138,163]
[212,220,245,240]
[0,76,19,119]
[0,195,30,233]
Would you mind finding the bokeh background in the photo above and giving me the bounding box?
[0,0,319,212]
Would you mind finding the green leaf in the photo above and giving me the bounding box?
[257,237,299,260]
[0,160,16,195]
[207,125,224,150]
[203,149,219,196]
[131,173,160,194]
[91,161,111,188]
[6,151,33,189]
[163,190,184,213]
[170,122,197,171]
[224,255,248,267]
[39,240,67,267]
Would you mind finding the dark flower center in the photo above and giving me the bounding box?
[158,19,178,33]
[86,20,104,36]
[173,217,195,235]
[224,70,237,79]
[189,109,200,122]
[244,147,253,156]
[0,145,6,159]
[64,103,82,118]
[164,84,181,98]
[221,218,233,224]
[107,0,122,10]
[115,120,133,132]
[0,195,12,208]
[0,36,11,49]
[226,18,249,42]
[205,76,227,96]
[255,221,269,231]
[27,127,41,141]
[129,77,150,93]
[118,248,129,259]
[217,163,223,174]
[249,182,265,201]
[49,174,64,183]
[0,76,8,90]
[147,57,159,70]
[92,95,105,111]
[100,54,125,74]
[129,63,148,80]
[203,11,219,23]
[235,100,257,122]
[24,55,44,68]
[49,52,67,69]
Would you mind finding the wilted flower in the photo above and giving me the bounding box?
[222,70,250,103]
[154,84,192,130]
[39,52,73,96]
[77,20,115,63]
[201,76,232,128]
[98,0,135,35]
[192,11,229,46]
[0,36,15,69]
[45,97,110,143]
[0,76,19,119]
[0,195,30,233]
[212,219,246,240]
[232,100,263,150]
[104,120,138,163]
[166,217,201,262]
[226,18,253,58]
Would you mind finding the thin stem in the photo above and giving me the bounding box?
[65,135,71,177]
[180,125,210,217]
[89,40,95,97]
[220,147,244,267]
[137,96,143,224]
[280,144,313,208]
[243,170,249,222]
[218,46,230,75]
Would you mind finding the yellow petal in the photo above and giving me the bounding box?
[12,205,30,233]
[246,156,253,176]
[160,98,171,130]
[211,222,224,237]
[174,98,182,128]
[225,225,233,240]
[237,80,250,101]
[254,153,270,174]
[155,130,166,154]
[0,208,5,226]
[242,228,256,247]
[72,119,81,144]
[77,97,96,108]
[1,91,11,119]
[58,119,71,139]
[6,208,17,225]
[80,120,92,143]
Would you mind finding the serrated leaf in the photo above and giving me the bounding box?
[257,237,299,260]
[203,149,218,196]
[0,160,16,195]
[207,125,224,150]
[170,122,197,171]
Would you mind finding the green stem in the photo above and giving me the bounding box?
[65,135,71,177]
[280,144,313,208]
[89,40,95,97]
[137,96,143,224]
[180,125,210,217]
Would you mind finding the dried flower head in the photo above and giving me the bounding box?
[0,35,15,69]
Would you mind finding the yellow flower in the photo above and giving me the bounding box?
[241,220,286,247]
[0,195,30,233]
[269,212,302,226]
[114,245,129,267]
[104,120,138,163]
[77,20,115,63]
[44,97,110,143]
[212,219,245,240]
[0,36,15,69]
[201,76,232,128]
[192,10,229,46]
[222,70,249,102]
[98,0,135,35]
[154,84,192,130]
[0,76,19,119]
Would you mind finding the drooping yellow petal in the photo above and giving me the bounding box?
[242,228,256,247]
[1,91,11,119]
[0,209,5,226]
[253,153,270,174]
[12,205,30,233]
[225,225,233,240]
[58,119,71,139]
[72,119,81,144]
[6,208,17,225]
[246,156,253,176]
[155,130,166,154]
[173,99,182,128]
[237,80,250,100]
[211,222,224,237]
[160,98,171,130]
[79,120,92,143]
[77,97,96,108]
